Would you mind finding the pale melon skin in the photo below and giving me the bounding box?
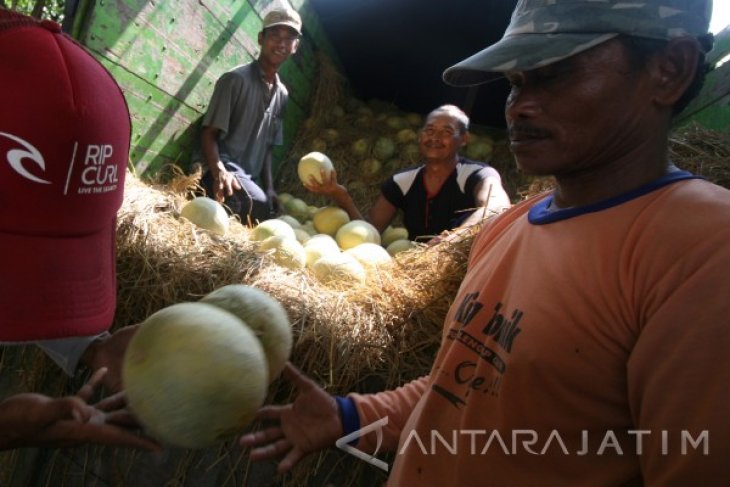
[258,235,306,270]
[344,242,393,270]
[381,226,409,248]
[251,218,296,241]
[386,239,417,256]
[284,197,310,221]
[122,302,268,449]
[298,151,334,185]
[335,219,381,250]
[180,197,229,236]
[313,206,350,236]
[304,234,341,267]
[311,252,366,286]
[201,285,292,381]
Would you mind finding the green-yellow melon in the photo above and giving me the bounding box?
[294,228,311,244]
[335,220,381,250]
[351,138,370,156]
[381,226,409,247]
[301,220,318,236]
[385,116,407,130]
[298,152,334,185]
[310,138,327,152]
[122,302,267,448]
[311,253,366,286]
[359,158,382,180]
[386,239,417,256]
[278,214,301,229]
[278,192,294,206]
[201,284,292,381]
[321,128,340,142]
[303,234,341,267]
[180,197,229,236]
[373,137,396,160]
[284,197,310,221]
[259,236,306,270]
[401,143,421,163]
[313,206,350,236]
[344,243,393,270]
[396,128,418,144]
[405,112,423,127]
[250,218,296,241]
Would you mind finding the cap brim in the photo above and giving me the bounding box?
[0,223,117,342]
[443,32,618,87]
[265,21,301,35]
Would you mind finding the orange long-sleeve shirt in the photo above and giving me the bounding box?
[349,175,730,486]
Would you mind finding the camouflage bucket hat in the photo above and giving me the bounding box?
[443,0,713,87]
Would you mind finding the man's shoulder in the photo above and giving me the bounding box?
[457,157,488,168]
[385,165,425,196]
[660,178,730,217]
[224,62,257,78]
[391,164,425,178]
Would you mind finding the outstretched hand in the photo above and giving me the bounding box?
[304,169,345,199]
[239,363,343,473]
[81,324,140,394]
[0,368,160,451]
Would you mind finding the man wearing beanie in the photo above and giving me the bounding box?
[0,8,157,450]
[240,1,730,485]
[196,6,302,224]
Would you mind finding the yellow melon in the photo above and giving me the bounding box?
[201,285,292,381]
[180,197,229,236]
[122,302,267,449]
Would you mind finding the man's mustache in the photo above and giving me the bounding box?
[508,123,551,139]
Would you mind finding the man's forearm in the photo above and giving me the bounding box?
[201,127,223,175]
[262,149,274,192]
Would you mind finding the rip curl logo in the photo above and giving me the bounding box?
[1,131,120,195]
[0,131,51,184]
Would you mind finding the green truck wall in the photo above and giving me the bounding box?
[675,26,730,132]
[71,0,339,178]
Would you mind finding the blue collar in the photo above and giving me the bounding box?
[528,170,702,225]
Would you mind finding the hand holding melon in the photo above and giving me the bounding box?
[122,285,292,449]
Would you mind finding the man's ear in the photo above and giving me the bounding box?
[258,31,264,46]
[651,37,702,108]
[291,38,300,54]
[460,131,471,147]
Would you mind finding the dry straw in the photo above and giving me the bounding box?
[1,50,728,486]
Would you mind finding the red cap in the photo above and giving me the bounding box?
[0,9,130,341]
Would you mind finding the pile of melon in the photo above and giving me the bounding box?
[245,149,418,285]
[122,284,291,449]
[298,97,496,189]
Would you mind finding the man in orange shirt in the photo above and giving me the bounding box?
[240,1,729,485]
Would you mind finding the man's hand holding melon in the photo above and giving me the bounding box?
[121,285,293,449]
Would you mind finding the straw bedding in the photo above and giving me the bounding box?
[0,51,728,486]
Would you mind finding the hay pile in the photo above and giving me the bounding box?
[114,169,473,389]
[670,122,730,187]
[0,167,477,486]
[115,170,478,486]
[1,51,728,486]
